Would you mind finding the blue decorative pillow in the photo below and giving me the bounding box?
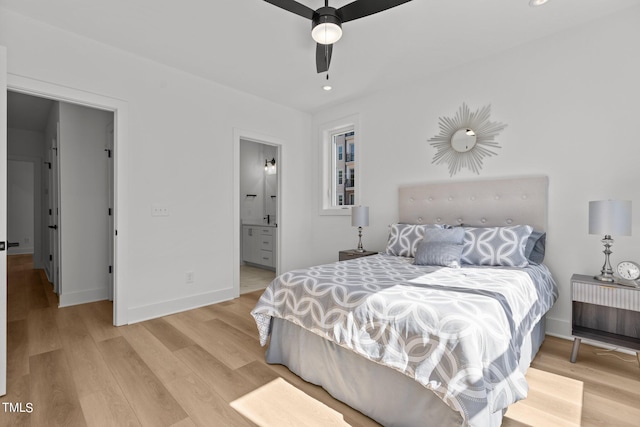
[461,225,533,267]
[423,227,465,244]
[385,224,442,257]
[415,241,463,268]
[525,230,546,264]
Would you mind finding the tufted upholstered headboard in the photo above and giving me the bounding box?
[398,176,548,231]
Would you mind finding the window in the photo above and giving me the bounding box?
[332,130,355,207]
[319,114,360,215]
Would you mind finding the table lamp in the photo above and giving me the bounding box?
[589,200,632,282]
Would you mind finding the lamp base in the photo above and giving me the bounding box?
[593,273,615,283]
[355,226,365,253]
[594,235,615,283]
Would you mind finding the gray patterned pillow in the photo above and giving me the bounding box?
[461,225,533,267]
[525,230,546,264]
[385,224,442,257]
[415,241,463,268]
[423,227,465,244]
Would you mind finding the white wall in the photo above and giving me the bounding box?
[310,6,640,338]
[240,140,278,226]
[58,102,113,306]
[7,128,44,158]
[7,128,45,261]
[7,160,34,254]
[0,8,313,322]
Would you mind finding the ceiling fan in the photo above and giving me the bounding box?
[264,0,413,73]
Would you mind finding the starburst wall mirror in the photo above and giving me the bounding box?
[428,103,507,177]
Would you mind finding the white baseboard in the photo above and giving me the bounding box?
[545,315,570,337]
[59,287,109,307]
[7,248,34,255]
[126,287,237,324]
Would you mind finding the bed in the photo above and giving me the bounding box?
[251,176,558,427]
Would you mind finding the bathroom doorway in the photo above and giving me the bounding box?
[239,139,279,294]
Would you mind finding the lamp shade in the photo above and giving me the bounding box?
[588,200,632,236]
[351,206,369,227]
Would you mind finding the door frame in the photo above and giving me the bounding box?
[233,128,283,296]
[7,73,129,326]
[1,46,7,396]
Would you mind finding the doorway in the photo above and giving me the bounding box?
[233,130,283,297]
[6,87,118,321]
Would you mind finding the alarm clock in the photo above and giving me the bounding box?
[615,261,640,287]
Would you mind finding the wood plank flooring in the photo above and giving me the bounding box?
[3,254,640,426]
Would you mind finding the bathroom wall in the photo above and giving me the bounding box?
[240,139,277,225]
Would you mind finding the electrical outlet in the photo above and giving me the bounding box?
[185,271,195,284]
[151,204,169,217]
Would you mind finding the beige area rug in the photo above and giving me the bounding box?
[503,368,583,427]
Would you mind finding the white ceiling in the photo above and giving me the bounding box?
[2,0,639,113]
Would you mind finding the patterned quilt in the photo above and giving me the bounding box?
[251,254,558,426]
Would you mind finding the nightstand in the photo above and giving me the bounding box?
[570,274,640,363]
[339,249,377,261]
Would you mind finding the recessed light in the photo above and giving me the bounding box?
[529,0,549,6]
[322,85,332,91]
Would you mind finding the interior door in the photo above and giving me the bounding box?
[106,123,114,300]
[50,135,60,294]
[46,141,54,279]
[1,45,9,396]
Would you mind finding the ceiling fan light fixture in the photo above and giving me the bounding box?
[312,11,342,44]
[529,0,549,6]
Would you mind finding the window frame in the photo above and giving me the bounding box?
[319,114,360,215]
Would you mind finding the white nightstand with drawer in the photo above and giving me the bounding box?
[570,274,640,363]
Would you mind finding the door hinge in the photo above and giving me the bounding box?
[108,265,113,274]
[49,254,53,261]
[108,208,112,216]
[105,149,112,158]
[44,161,51,169]
[49,209,52,215]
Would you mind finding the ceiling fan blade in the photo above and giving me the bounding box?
[263,0,315,20]
[337,0,413,23]
[316,43,333,73]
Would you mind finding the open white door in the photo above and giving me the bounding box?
[49,135,60,294]
[106,123,114,300]
[1,46,9,396]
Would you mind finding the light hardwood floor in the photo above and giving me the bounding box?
[3,254,640,426]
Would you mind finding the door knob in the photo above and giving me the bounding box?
[48,225,58,230]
